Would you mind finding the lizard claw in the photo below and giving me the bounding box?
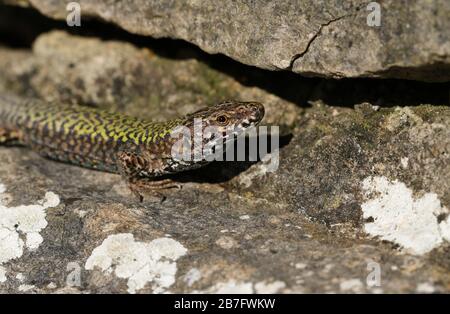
[127,177,181,202]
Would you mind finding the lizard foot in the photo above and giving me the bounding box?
[127,178,182,202]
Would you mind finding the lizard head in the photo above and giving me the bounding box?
[185,100,265,148]
[149,101,265,175]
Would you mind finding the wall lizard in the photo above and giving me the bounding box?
[0,94,264,200]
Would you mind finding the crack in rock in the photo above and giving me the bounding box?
[286,1,369,72]
[287,14,350,71]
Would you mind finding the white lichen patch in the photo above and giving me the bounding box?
[193,280,285,294]
[18,284,35,292]
[0,266,6,283]
[361,176,450,255]
[254,281,286,293]
[400,157,409,169]
[47,282,57,289]
[215,236,239,249]
[183,268,202,287]
[294,262,307,270]
[85,233,187,294]
[416,282,435,293]
[0,188,60,266]
[15,273,25,282]
[339,278,364,293]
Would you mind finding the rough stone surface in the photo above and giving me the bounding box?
[244,104,450,227]
[2,0,450,81]
[0,30,301,129]
[0,30,449,293]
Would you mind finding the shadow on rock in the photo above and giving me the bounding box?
[1,5,448,110]
[167,133,293,184]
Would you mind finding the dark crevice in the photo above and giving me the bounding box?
[0,4,449,108]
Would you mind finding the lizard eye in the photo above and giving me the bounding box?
[216,115,229,125]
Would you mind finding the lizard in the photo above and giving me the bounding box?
[0,94,265,200]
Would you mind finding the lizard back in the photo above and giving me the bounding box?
[0,94,184,172]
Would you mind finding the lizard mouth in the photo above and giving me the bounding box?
[246,102,265,124]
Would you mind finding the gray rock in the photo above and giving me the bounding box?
[2,0,449,81]
[0,31,449,293]
[0,30,301,128]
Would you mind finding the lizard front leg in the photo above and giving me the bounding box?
[116,151,181,202]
